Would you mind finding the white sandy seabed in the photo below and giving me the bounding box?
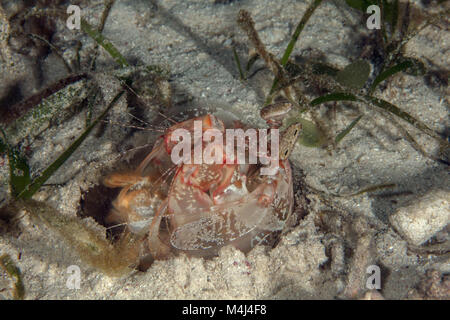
[0,0,449,299]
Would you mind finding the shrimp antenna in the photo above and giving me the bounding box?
[110,143,157,162]
[101,119,165,132]
[125,111,168,131]
[150,164,178,193]
[106,222,129,230]
[119,79,177,124]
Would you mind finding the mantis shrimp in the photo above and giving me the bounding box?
[103,102,301,261]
